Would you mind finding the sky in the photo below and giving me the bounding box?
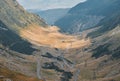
[17,0,86,10]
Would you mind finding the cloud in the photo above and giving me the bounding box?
[17,0,86,10]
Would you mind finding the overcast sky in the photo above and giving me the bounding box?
[17,0,86,10]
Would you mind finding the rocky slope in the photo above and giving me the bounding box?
[0,0,46,31]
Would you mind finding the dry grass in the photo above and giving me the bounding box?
[19,24,90,49]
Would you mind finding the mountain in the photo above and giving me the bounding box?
[0,0,47,54]
[54,0,120,80]
[82,0,120,59]
[0,0,89,51]
[28,8,70,25]
[0,0,89,81]
[0,0,120,81]
[0,0,46,31]
[55,0,120,33]
[0,0,46,80]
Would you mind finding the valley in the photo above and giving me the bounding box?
[0,0,120,81]
[19,24,90,49]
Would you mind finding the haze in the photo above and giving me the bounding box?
[17,0,86,10]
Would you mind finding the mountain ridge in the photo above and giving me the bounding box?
[28,8,70,25]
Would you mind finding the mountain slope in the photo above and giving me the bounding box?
[82,1,120,59]
[55,0,120,33]
[0,66,42,81]
[88,11,120,37]
[0,20,36,54]
[0,0,48,54]
[0,0,46,32]
[28,8,70,25]
[54,0,120,80]
[0,0,89,50]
